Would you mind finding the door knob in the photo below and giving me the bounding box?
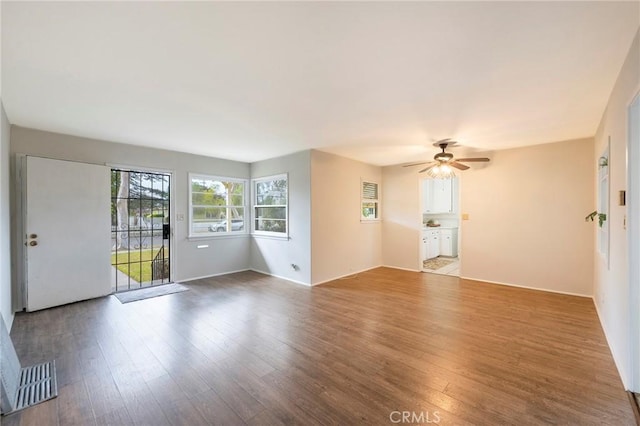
[29,241,38,246]
[29,234,38,239]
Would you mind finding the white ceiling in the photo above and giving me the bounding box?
[2,2,639,165]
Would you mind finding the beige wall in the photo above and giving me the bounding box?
[250,151,312,284]
[381,164,422,271]
[0,101,12,329]
[460,138,594,296]
[593,29,639,390]
[310,150,382,284]
[382,138,595,296]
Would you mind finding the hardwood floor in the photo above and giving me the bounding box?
[3,268,634,425]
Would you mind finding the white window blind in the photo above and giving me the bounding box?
[361,180,380,221]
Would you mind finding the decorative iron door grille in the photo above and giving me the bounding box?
[111,169,171,292]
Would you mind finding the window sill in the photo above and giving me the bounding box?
[361,219,381,224]
[251,233,290,241]
[188,233,250,241]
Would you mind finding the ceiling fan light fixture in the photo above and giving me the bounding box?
[434,152,454,162]
[407,139,490,176]
[425,163,455,179]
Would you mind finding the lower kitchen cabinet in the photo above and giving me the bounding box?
[439,228,458,257]
[423,229,440,260]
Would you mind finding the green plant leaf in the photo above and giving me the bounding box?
[598,213,607,227]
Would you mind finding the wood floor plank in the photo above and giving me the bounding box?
[169,366,211,399]
[84,372,126,420]
[6,268,635,425]
[188,389,247,426]
[94,406,134,426]
[155,397,208,426]
[121,393,170,426]
[56,380,96,426]
[13,398,58,426]
[196,365,266,422]
[0,412,22,426]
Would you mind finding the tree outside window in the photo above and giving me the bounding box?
[253,174,288,235]
[189,174,247,236]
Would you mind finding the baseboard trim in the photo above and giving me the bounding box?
[459,276,592,298]
[311,265,382,286]
[249,269,311,287]
[627,392,640,424]
[593,298,630,390]
[178,269,251,283]
[381,265,422,273]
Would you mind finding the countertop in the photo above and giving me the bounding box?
[423,225,458,230]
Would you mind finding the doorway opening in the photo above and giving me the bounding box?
[111,169,171,292]
[421,177,461,276]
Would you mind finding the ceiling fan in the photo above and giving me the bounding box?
[404,139,490,177]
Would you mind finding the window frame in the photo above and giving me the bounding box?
[361,179,380,222]
[252,173,289,237]
[188,173,249,238]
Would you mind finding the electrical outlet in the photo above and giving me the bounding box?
[176,213,185,222]
[462,213,469,220]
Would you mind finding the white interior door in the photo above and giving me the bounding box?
[26,156,111,311]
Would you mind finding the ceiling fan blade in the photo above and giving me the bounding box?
[402,161,430,167]
[450,161,470,170]
[456,157,490,162]
[418,163,438,173]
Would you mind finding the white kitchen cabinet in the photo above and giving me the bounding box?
[422,178,454,213]
[439,228,458,257]
[422,236,428,260]
[429,231,440,258]
[423,229,440,260]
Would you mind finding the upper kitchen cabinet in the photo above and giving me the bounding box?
[422,178,455,213]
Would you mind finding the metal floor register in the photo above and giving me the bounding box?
[0,315,58,415]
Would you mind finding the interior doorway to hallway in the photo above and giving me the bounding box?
[111,169,172,292]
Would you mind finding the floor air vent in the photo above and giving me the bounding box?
[1,315,58,416]
[13,361,58,411]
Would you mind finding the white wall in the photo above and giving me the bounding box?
[460,138,594,296]
[250,151,312,284]
[0,101,13,330]
[381,165,422,272]
[10,126,251,287]
[593,29,639,390]
[310,150,382,284]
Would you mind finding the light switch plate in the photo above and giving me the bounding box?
[176,213,185,222]
[462,213,469,220]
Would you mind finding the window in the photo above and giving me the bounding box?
[361,180,380,221]
[253,174,288,235]
[189,174,247,237]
